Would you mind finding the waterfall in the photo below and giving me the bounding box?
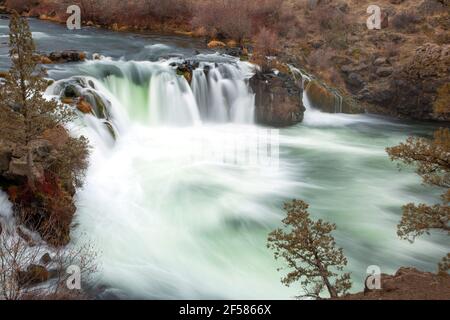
[46,58,256,140]
[334,92,343,113]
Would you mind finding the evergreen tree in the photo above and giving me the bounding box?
[387,128,449,273]
[0,12,75,145]
[0,12,89,246]
[268,200,352,299]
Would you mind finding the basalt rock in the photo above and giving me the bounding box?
[249,71,305,127]
[0,126,75,247]
[46,50,86,64]
[172,60,200,84]
[366,43,450,120]
[305,80,364,114]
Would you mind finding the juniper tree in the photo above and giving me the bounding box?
[268,200,352,299]
[0,12,89,246]
[387,128,449,273]
[0,12,75,145]
[386,91,449,273]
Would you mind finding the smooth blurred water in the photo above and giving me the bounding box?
[1,17,447,299]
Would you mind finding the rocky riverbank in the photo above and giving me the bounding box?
[339,267,450,300]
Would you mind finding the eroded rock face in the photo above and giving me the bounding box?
[359,43,450,120]
[249,71,305,127]
[390,43,449,120]
[305,80,364,114]
[0,126,75,247]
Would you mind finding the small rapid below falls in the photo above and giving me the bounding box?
[11,18,444,299]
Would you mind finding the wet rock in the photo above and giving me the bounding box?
[306,80,364,114]
[0,70,9,78]
[37,55,53,64]
[47,50,86,64]
[77,99,93,114]
[63,84,81,99]
[249,71,305,127]
[61,97,75,104]
[174,60,200,84]
[17,264,49,286]
[40,253,52,265]
[305,80,337,113]
[207,40,227,49]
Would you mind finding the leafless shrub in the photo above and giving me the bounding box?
[0,218,97,300]
[5,0,34,13]
[307,48,334,69]
[383,43,400,58]
[254,27,279,57]
[392,11,422,33]
[192,0,284,42]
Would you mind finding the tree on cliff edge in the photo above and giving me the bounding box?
[268,200,352,299]
[0,12,89,246]
[387,127,449,272]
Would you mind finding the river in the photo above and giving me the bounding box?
[0,17,447,299]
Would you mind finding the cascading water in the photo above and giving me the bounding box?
[2,18,446,301]
[44,55,447,299]
[46,57,301,299]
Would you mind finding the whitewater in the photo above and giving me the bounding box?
[1,18,447,299]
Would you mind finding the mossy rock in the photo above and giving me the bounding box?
[305,80,364,114]
[305,80,337,113]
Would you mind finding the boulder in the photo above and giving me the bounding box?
[77,99,93,114]
[373,57,388,66]
[47,50,86,64]
[17,264,49,287]
[173,60,200,84]
[376,66,394,77]
[250,71,305,127]
[207,40,227,49]
[346,72,365,91]
[40,253,52,265]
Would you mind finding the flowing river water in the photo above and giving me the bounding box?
[0,18,448,299]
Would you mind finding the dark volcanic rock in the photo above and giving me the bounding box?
[46,50,86,63]
[249,71,305,127]
[367,44,450,120]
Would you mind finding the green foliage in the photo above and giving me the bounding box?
[268,200,351,299]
